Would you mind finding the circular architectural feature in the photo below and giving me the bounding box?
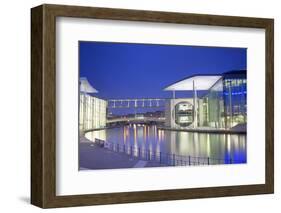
[174,102,194,127]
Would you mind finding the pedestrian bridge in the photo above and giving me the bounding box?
[107,98,166,108]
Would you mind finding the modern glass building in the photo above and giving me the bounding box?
[164,70,247,130]
[201,70,247,129]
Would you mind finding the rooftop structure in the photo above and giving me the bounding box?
[164,70,246,92]
[164,75,222,91]
[80,77,98,93]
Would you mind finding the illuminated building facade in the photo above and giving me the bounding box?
[164,70,247,130]
[79,77,107,132]
[201,70,247,129]
[165,98,194,128]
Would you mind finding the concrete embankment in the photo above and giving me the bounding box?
[79,137,163,170]
[157,126,246,135]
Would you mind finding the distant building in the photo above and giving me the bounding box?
[79,77,107,132]
[164,70,247,130]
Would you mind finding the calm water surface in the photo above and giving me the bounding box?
[85,124,246,164]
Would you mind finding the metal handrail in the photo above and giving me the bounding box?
[95,139,234,166]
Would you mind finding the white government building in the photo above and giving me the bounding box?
[79,77,107,132]
[164,71,247,130]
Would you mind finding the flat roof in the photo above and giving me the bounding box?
[164,75,222,91]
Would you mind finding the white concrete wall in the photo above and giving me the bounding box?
[165,98,193,128]
[79,94,107,131]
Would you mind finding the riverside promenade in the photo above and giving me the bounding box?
[79,137,162,170]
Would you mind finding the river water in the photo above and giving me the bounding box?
[85,124,246,165]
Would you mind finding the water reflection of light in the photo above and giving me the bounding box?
[141,145,146,158]
[193,133,199,157]
[233,135,239,152]
[177,132,189,155]
[169,132,177,154]
[207,134,210,157]
[227,134,231,153]
[240,135,246,150]
[156,137,161,154]
[133,143,139,157]
[149,142,153,159]
[157,129,164,143]
[134,124,137,145]
[161,130,165,142]
[154,126,157,140]
[123,126,127,144]
[137,127,144,155]
[143,125,147,143]
[87,125,246,165]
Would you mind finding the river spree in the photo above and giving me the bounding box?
[85,124,246,165]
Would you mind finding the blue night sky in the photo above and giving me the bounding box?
[79,41,246,114]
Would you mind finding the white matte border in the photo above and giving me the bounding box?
[56,17,265,195]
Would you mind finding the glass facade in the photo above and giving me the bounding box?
[79,93,107,132]
[201,71,247,129]
[202,78,225,128]
[223,77,247,128]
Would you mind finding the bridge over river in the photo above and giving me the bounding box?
[106,116,165,125]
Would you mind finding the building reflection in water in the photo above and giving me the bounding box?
[85,124,246,164]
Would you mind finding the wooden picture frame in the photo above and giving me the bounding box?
[31,4,274,208]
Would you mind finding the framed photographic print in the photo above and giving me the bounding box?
[31,4,274,208]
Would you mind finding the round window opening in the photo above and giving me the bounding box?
[174,102,194,127]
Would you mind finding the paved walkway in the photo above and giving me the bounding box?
[133,160,147,168]
[79,138,163,170]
